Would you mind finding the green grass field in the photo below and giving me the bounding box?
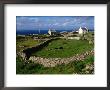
[32,39,93,58]
[16,34,94,74]
[16,36,39,51]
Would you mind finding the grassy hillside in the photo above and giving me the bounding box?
[16,34,94,74]
[32,39,93,58]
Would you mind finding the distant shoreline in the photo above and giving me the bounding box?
[16,29,94,35]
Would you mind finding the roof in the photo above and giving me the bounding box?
[49,29,56,32]
[81,27,88,31]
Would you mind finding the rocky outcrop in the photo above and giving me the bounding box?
[29,50,94,67]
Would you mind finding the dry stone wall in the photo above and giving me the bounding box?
[29,50,94,67]
[17,38,94,68]
[17,38,59,60]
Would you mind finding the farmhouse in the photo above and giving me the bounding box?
[78,27,88,35]
[48,29,57,36]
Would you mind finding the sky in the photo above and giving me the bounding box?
[16,16,94,31]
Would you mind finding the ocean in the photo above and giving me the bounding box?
[16,30,73,35]
[16,29,94,35]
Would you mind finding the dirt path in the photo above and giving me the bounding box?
[29,50,94,67]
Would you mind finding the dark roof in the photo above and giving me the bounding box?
[81,27,88,31]
[50,30,56,32]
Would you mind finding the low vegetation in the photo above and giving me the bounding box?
[16,36,40,51]
[32,39,93,58]
[16,55,94,74]
[80,32,94,44]
[16,32,94,74]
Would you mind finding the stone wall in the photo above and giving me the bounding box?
[67,37,80,40]
[17,51,26,60]
[20,38,59,60]
[29,50,94,67]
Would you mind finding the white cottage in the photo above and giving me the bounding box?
[48,29,57,36]
[78,27,88,35]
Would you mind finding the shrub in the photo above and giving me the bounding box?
[73,61,85,73]
[59,47,63,49]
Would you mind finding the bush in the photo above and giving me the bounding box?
[59,47,63,49]
[73,61,85,73]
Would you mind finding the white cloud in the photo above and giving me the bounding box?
[53,23,59,26]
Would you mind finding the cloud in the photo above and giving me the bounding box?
[53,23,59,26]
[16,16,94,30]
[62,22,69,26]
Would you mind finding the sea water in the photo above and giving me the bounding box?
[16,29,94,35]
